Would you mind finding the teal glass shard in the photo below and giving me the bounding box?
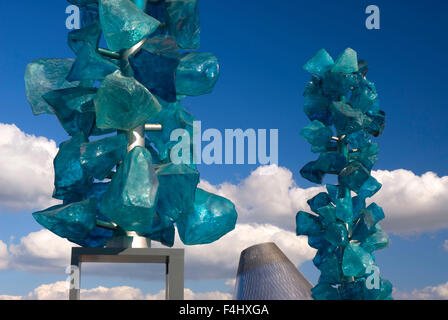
[311,283,340,300]
[335,192,353,223]
[331,48,358,74]
[322,72,359,98]
[331,101,365,135]
[352,142,379,171]
[130,41,180,102]
[315,152,347,174]
[339,279,365,300]
[143,35,180,59]
[326,184,341,203]
[307,192,331,214]
[358,176,382,199]
[67,43,119,82]
[32,199,97,241]
[299,120,333,147]
[352,208,379,241]
[364,278,393,300]
[296,211,322,236]
[165,0,200,50]
[99,0,161,52]
[303,93,333,126]
[367,202,385,223]
[74,225,115,248]
[100,146,159,235]
[68,22,102,55]
[42,87,97,136]
[342,242,374,277]
[350,81,378,113]
[177,188,237,245]
[317,204,336,227]
[313,245,335,268]
[346,130,372,149]
[366,110,386,137]
[338,161,371,193]
[155,163,199,221]
[145,1,168,36]
[303,49,334,75]
[318,254,343,284]
[300,161,325,184]
[53,133,93,201]
[25,58,78,115]
[146,101,194,162]
[43,87,97,113]
[308,231,329,249]
[94,70,162,130]
[86,182,110,210]
[352,195,366,220]
[361,224,389,253]
[80,133,128,180]
[175,52,219,96]
[324,222,349,247]
[144,214,175,247]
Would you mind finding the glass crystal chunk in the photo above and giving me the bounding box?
[175,52,219,96]
[42,87,97,136]
[155,163,199,221]
[299,120,333,147]
[80,133,128,180]
[296,211,322,236]
[177,188,237,245]
[146,101,194,162]
[33,199,97,241]
[53,133,93,201]
[338,161,370,193]
[130,44,179,102]
[68,22,102,55]
[300,161,325,184]
[99,0,161,52]
[94,70,162,130]
[331,48,358,74]
[307,192,331,214]
[67,43,119,82]
[303,49,334,75]
[165,0,200,50]
[342,242,374,277]
[25,59,78,115]
[100,146,159,235]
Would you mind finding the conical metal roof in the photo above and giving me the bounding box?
[234,242,313,300]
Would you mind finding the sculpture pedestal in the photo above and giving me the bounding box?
[68,246,185,300]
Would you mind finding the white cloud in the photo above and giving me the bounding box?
[394,281,448,300]
[0,281,231,300]
[199,165,323,231]
[0,240,8,270]
[444,240,448,252]
[0,123,59,212]
[202,165,448,235]
[7,229,73,273]
[371,170,448,234]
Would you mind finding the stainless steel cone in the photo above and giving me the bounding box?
[234,242,313,300]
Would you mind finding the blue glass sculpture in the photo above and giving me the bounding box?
[297,48,393,300]
[26,0,237,248]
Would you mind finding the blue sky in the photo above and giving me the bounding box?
[0,0,447,299]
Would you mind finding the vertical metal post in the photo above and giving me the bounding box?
[69,249,81,300]
[166,253,185,300]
